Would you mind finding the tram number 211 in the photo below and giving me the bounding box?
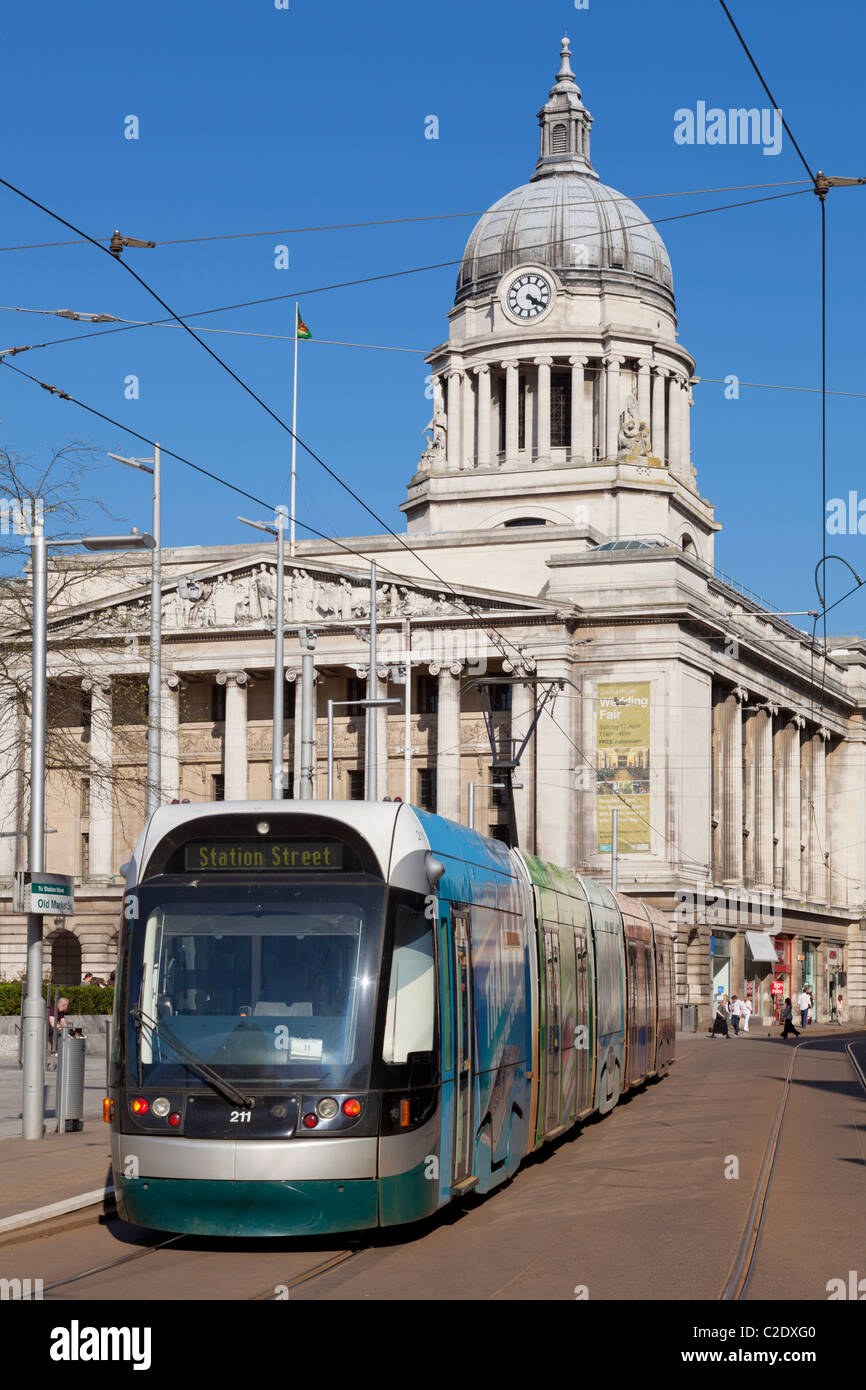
[230,1110,252,1124]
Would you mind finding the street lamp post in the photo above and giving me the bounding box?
[22,525,155,1142]
[108,448,162,816]
[327,697,402,798]
[238,508,288,795]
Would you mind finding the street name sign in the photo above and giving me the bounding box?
[13,872,74,915]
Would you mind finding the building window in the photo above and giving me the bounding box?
[418,768,437,812]
[80,833,89,878]
[490,772,507,807]
[285,683,296,720]
[551,370,571,447]
[80,777,90,818]
[417,674,438,715]
[212,773,225,801]
[348,769,365,800]
[552,122,568,153]
[489,823,512,846]
[347,675,365,716]
[211,683,226,722]
[498,377,506,455]
[489,684,512,713]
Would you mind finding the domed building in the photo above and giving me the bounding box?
[0,38,863,1032]
[403,37,715,565]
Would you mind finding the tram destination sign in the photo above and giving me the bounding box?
[184,840,345,872]
[13,871,75,915]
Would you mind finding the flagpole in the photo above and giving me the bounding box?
[290,300,299,558]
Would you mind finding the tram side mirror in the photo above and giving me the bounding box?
[407,1049,436,1086]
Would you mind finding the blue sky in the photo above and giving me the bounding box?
[1,0,864,631]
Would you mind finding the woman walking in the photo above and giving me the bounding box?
[711,995,730,1038]
[780,997,800,1040]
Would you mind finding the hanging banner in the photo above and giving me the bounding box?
[596,681,651,853]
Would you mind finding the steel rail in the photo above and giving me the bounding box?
[719,1033,866,1301]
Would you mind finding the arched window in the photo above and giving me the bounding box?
[552,123,568,153]
[503,517,548,528]
[50,930,81,987]
[680,533,696,554]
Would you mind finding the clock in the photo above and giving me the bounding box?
[503,270,554,323]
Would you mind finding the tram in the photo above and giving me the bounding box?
[107,801,675,1237]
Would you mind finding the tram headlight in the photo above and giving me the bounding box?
[316,1097,339,1120]
[151,1097,171,1118]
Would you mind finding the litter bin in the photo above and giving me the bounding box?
[56,1029,86,1133]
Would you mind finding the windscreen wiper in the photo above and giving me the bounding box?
[132,1006,255,1109]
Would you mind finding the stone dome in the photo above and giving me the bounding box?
[456,174,674,307]
[455,39,675,312]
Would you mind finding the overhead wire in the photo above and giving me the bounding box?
[0,180,813,253]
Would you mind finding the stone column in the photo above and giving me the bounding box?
[772,714,785,890]
[668,375,684,475]
[682,382,693,479]
[474,366,491,468]
[510,668,535,850]
[651,366,668,462]
[534,654,574,867]
[783,715,804,895]
[160,673,182,803]
[535,357,553,461]
[811,728,829,902]
[446,370,462,470]
[720,686,746,886]
[637,357,652,431]
[433,662,462,821]
[82,676,113,882]
[569,356,587,461]
[504,361,519,462]
[461,369,475,470]
[216,670,249,800]
[604,355,623,460]
[753,703,776,891]
[375,670,389,799]
[0,683,21,880]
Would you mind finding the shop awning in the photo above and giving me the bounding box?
[745,931,778,962]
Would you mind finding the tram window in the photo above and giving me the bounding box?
[382,897,435,1064]
[595,929,624,1038]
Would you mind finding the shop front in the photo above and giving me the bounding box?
[744,929,778,1023]
[711,930,733,1005]
[826,944,846,1022]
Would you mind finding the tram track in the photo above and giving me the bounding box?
[248,1246,363,1300]
[719,1032,866,1301]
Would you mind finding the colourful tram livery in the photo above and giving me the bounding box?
[108,801,675,1237]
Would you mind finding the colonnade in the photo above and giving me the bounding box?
[714,686,836,902]
[434,353,692,476]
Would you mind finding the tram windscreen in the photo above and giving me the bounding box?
[126,881,385,1089]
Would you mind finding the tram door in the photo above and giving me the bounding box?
[543,928,562,1134]
[452,910,474,1186]
[574,926,592,1115]
[627,940,639,1085]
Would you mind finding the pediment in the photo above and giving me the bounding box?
[39,551,572,640]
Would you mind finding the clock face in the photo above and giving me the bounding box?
[505,271,553,321]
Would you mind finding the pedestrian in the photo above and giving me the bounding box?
[836,994,846,1025]
[741,996,753,1033]
[730,995,742,1036]
[47,996,69,1047]
[797,987,811,1029]
[81,972,93,986]
[780,997,800,1039]
[806,987,816,1024]
[711,995,730,1038]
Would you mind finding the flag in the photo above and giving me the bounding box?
[296,309,312,340]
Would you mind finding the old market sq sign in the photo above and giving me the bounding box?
[13,872,74,916]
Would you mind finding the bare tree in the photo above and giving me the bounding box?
[0,442,155,867]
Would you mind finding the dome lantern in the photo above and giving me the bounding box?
[533,36,596,181]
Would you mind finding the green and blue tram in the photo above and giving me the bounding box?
[107,800,675,1236]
